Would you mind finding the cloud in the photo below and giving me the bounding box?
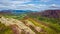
[49,4,60,8]
[0,0,32,10]
[40,0,51,2]
[49,4,60,9]
[0,0,60,11]
[0,0,31,6]
[50,4,60,7]
[51,4,57,6]
[0,0,48,11]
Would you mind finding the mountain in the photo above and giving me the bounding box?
[12,10,32,14]
[0,16,59,34]
[40,10,60,18]
[0,10,12,15]
[28,10,60,18]
[28,9,60,24]
[0,10,33,15]
[0,9,60,34]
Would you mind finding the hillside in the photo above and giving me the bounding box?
[28,10,60,18]
[0,16,59,34]
[28,10,60,24]
[27,10,60,34]
[0,10,60,34]
[40,10,60,18]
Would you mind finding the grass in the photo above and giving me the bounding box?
[1,14,60,34]
[0,22,14,34]
[2,14,27,20]
[29,25,41,34]
[28,18,57,34]
[29,15,60,34]
[38,17,60,33]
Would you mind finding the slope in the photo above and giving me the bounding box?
[0,16,59,34]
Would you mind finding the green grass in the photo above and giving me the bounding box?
[29,15,60,34]
[1,14,60,34]
[29,25,41,34]
[2,14,27,20]
[38,17,60,33]
[28,19,57,34]
[0,22,14,34]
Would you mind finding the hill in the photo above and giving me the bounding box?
[0,16,59,34]
[28,10,60,18]
[40,10,60,18]
[0,10,33,15]
[0,10,60,34]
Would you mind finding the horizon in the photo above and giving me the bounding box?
[0,9,60,12]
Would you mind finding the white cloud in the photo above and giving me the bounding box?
[0,1,49,11]
[40,0,51,2]
[49,4,60,7]
[0,0,31,6]
[51,4,57,6]
[0,0,32,10]
[0,0,60,11]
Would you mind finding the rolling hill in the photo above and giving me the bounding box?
[28,10,60,24]
[0,9,60,34]
[28,10,60,18]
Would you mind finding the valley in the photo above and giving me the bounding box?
[0,10,60,34]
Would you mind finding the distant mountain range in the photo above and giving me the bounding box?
[40,10,60,18]
[0,10,33,15]
[28,9,60,18]
[0,9,60,18]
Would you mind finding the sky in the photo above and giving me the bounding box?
[0,0,60,11]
